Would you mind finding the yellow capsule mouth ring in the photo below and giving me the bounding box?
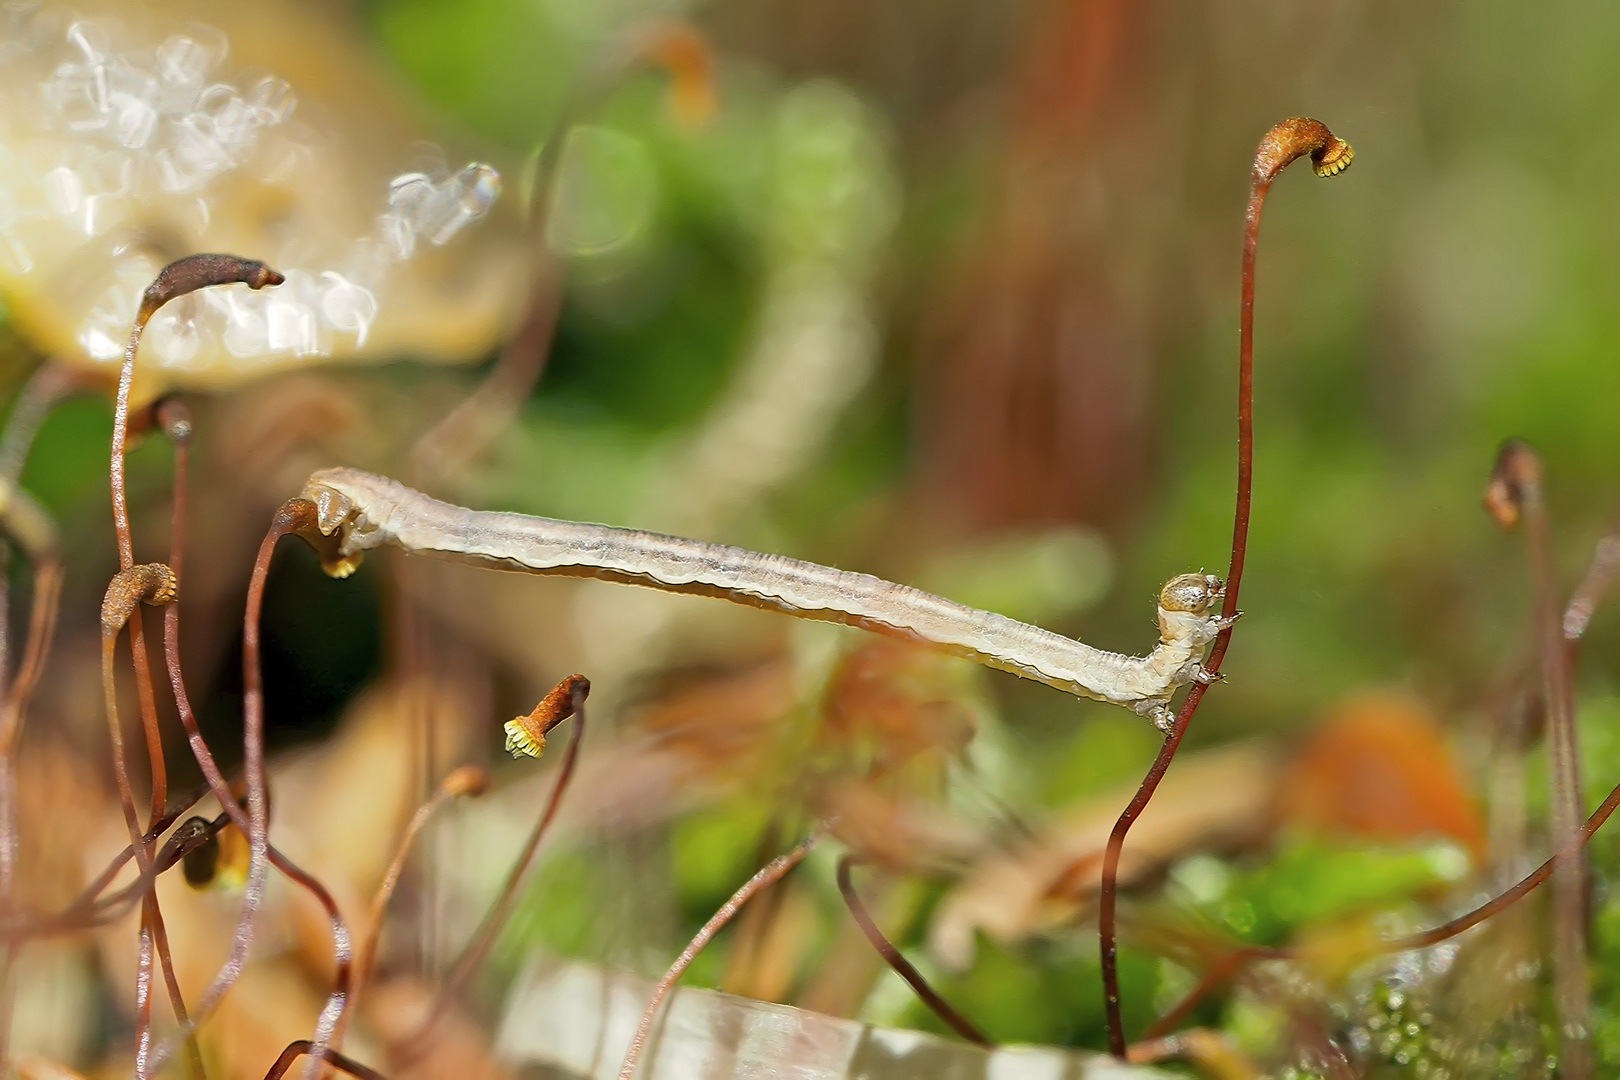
[504,718,547,759]
[1312,139,1354,177]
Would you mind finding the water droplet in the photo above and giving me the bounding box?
[388,171,436,218]
[109,90,157,148]
[43,165,84,216]
[149,310,201,368]
[426,162,500,245]
[65,21,109,64]
[156,35,215,91]
[198,85,257,155]
[246,77,295,124]
[217,292,269,358]
[320,273,378,346]
[169,114,232,185]
[14,14,504,378]
[48,61,110,131]
[79,303,126,361]
[0,235,32,276]
[266,298,315,354]
[380,171,436,259]
[377,210,415,262]
[88,152,131,195]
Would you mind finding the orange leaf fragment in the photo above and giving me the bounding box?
[1276,694,1485,859]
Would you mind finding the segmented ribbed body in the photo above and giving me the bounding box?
[302,468,1214,719]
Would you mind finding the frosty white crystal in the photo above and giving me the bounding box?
[0,2,528,402]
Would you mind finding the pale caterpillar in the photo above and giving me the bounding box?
[300,467,1235,733]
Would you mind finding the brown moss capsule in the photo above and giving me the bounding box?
[99,563,178,636]
[504,674,591,759]
[1253,117,1354,185]
[137,254,284,326]
[1485,438,1541,530]
[178,817,220,890]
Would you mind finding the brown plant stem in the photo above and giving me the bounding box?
[111,259,282,811]
[111,261,280,822]
[835,855,991,1046]
[618,824,831,1080]
[0,487,63,1074]
[403,21,708,487]
[144,499,314,1077]
[1099,117,1352,1058]
[1486,439,1590,1077]
[128,628,165,821]
[0,362,78,872]
[1140,944,1280,1042]
[407,260,564,489]
[1126,1027,1259,1076]
[134,920,156,1075]
[0,487,61,903]
[1563,528,1620,646]
[0,797,218,949]
[1146,760,1620,1041]
[0,362,81,869]
[0,362,90,486]
[108,260,280,1078]
[262,1041,387,1080]
[0,363,88,765]
[112,369,167,835]
[155,454,360,1077]
[52,791,213,921]
[100,564,177,1080]
[403,677,588,1053]
[146,398,206,1080]
[144,894,206,1080]
[717,817,786,994]
[0,366,77,916]
[268,849,354,1080]
[333,765,487,1057]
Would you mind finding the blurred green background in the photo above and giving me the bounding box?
[364,0,1620,723]
[9,0,1620,1074]
[353,0,1620,1071]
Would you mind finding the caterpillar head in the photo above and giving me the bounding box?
[1158,573,1225,617]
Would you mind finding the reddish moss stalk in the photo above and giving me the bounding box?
[1485,440,1590,1076]
[112,258,279,824]
[334,765,487,1057]
[1147,759,1620,1039]
[142,499,312,1076]
[106,259,280,1078]
[99,564,178,1080]
[0,490,61,903]
[1099,117,1352,1058]
[618,825,829,1080]
[402,677,588,1055]
[837,855,991,1046]
[261,1040,387,1080]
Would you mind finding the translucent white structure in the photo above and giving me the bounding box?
[497,959,1170,1079]
[0,1,529,402]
